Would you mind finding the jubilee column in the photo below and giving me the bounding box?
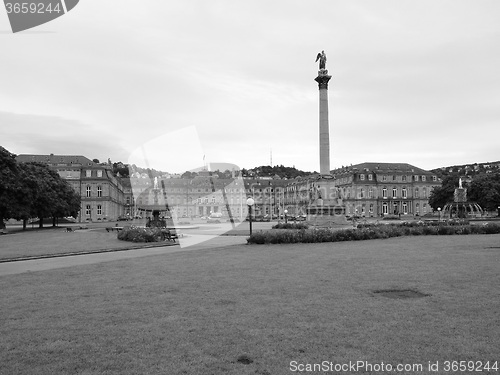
[314,50,332,176]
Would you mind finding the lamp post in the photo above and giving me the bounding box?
[437,207,441,223]
[246,197,255,236]
[284,209,288,224]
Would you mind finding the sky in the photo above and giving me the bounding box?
[1,0,499,174]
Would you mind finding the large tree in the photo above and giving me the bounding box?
[18,162,81,228]
[428,175,459,210]
[0,147,32,230]
[468,173,500,211]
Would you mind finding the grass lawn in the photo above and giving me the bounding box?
[0,228,171,261]
[1,234,499,374]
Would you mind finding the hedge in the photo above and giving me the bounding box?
[117,226,170,242]
[246,223,500,245]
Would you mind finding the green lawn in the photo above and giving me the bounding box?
[1,234,499,374]
[0,228,171,260]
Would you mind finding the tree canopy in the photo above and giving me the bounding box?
[0,146,81,229]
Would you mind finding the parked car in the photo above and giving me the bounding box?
[207,218,221,224]
[117,215,130,221]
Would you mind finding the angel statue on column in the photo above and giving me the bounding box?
[315,50,327,70]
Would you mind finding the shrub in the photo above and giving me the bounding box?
[246,223,500,245]
[272,223,309,230]
[118,226,170,242]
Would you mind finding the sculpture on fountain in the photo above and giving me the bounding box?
[442,178,483,219]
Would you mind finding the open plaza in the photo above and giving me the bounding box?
[1,223,499,374]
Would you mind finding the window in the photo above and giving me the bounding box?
[432,176,437,181]
[361,204,366,215]
[97,170,103,178]
[368,174,373,181]
[392,187,398,198]
[369,204,374,214]
[402,202,408,214]
[382,175,387,182]
[402,187,407,199]
[126,197,130,205]
[382,188,387,198]
[392,175,397,181]
[97,205,102,215]
[414,175,419,181]
[415,187,419,198]
[423,188,427,198]
[86,185,91,197]
[360,174,365,181]
[86,170,91,177]
[422,175,426,182]
[423,203,428,213]
[402,175,407,182]
[86,205,91,215]
[97,186,102,197]
[368,187,374,198]
[416,203,420,214]
[382,202,388,214]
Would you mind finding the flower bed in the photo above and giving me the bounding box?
[117,226,171,242]
[247,223,500,244]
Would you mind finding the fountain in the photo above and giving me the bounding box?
[442,178,483,219]
[135,177,171,228]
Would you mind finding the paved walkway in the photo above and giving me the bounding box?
[0,234,247,276]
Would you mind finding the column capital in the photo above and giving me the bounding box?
[315,71,332,90]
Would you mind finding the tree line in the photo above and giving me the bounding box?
[0,146,81,230]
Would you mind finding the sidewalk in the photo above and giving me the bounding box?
[0,232,248,276]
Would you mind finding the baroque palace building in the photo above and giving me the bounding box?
[130,171,289,220]
[16,154,440,221]
[282,162,440,218]
[331,162,440,217]
[16,154,126,223]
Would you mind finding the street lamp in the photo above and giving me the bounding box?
[437,207,441,223]
[246,197,255,235]
[284,209,288,224]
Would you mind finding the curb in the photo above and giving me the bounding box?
[0,241,178,264]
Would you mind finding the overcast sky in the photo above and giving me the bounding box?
[1,0,499,173]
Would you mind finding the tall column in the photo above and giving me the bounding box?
[315,70,332,175]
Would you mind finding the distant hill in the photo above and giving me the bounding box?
[432,161,500,179]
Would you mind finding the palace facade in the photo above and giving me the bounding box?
[16,154,440,221]
[16,154,126,222]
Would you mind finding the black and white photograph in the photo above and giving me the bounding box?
[1,1,499,374]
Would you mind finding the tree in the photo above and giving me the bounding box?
[428,175,459,210]
[181,171,198,179]
[19,162,81,228]
[0,147,32,230]
[468,173,500,211]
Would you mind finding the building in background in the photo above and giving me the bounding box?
[16,154,126,222]
[331,162,440,217]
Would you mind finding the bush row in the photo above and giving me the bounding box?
[117,226,170,242]
[357,219,470,229]
[272,222,309,230]
[247,223,500,245]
